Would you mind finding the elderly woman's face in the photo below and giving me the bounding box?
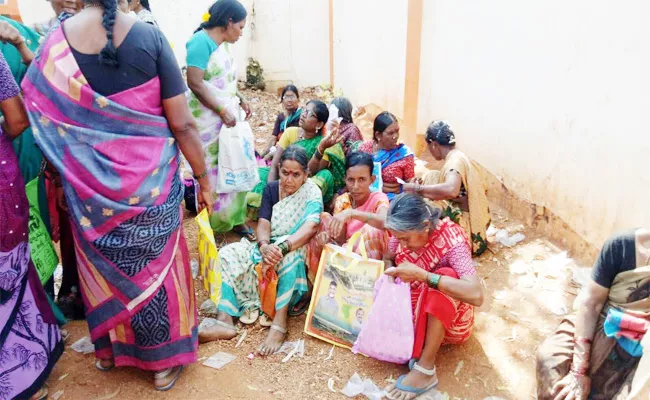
[376,121,400,150]
[427,141,444,161]
[279,159,307,196]
[282,90,299,112]
[390,227,430,252]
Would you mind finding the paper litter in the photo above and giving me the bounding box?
[275,339,305,363]
[454,360,464,376]
[235,330,248,348]
[328,378,337,392]
[51,390,64,400]
[495,229,525,247]
[202,352,236,370]
[190,259,199,279]
[70,336,95,354]
[509,260,530,275]
[341,373,387,400]
[325,345,335,360]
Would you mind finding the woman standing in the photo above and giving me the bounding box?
[200,146,322,356]
[259,85,302,160]
[358,111,415,200]
[128,0,159,27]
[0,52,62,400]
[23,0,212,390]
[382,194,484,399]
[186,0,256,240]
[404,121,491,255]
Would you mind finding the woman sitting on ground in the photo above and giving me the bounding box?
[307,152,389,280]
[381,194,484,399]
[331,97,363,154]
[358,111,415,200]
[248,100,346,216]
[537,229,650,400]
[259,84,302,160]
[201,146,322,356]
[404,121,490,255]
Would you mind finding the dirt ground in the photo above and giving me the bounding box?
[42,88,587,400]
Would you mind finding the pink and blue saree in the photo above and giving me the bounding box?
[22,27,198,371]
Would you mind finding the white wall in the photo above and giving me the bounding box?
[332,0,408,117]
[417,0,650,247]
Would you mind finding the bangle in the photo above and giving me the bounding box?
[258,240,269,249]
[278,241,291,256]
[427,272,441,289]
[315,148,324,160]
[193,170,209,180]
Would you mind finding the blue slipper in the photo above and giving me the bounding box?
[392,375,439,397]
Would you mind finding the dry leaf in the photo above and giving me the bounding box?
[454,360,464,376]
[327,377,337,392]
[58,373,69,381]
[235,330,248,348]
[52,390,64,400]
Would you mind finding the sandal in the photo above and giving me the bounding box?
[259,313,272,327]
[154,365,184,392]
[95,359,115,372]
[239,308,259,325]
[289,296,311,317]
[389,363,438,399]
[30,388,48,400]
[233,225,256,241]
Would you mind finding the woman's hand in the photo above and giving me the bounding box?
[0,20,24,47]
[220,108,237,128]
[240,100,252,120]
[552,373,590,400]
[261,244,283,266]
[315,231,331,247]
[327,210,352,238]
[402,183,418,194]
[197,188,214,214]
[318,122,343,153]
[384,262,427,283]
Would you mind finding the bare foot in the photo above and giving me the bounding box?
[257,325,286,356]
[385,368,438,400]
[198,313,238,343]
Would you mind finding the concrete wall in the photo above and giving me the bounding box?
[416,0,650,247]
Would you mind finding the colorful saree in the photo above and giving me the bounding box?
[358,141,415,200]
[22,27,197,371]
[307,192,389,280]
[219,180,323,317]
[0,54,63,400]
[247,128,345,218]
[422,149,491,255]
[537,229,650,400]
[393,219,475,359]
[186,38,248,233]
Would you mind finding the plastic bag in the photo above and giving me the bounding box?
[25,178,58,284]
[353,275,414,364]
[369,162,383,193]
[216,111,260,193]
[195,209,222,304]
[254,264,278,319]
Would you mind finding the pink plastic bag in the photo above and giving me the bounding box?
[352,275,414,364]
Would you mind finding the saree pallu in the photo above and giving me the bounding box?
[394,219,475,359]
[22,27,197,370]
[0,134,63,400]
[358,141,415,200]
[537,229,650,399]
[247,134,340,218]
[422,149,491,256]
[306,192,389,281]
[219,180,323,317]
[187,41,247,233]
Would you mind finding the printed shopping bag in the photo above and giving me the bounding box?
[216,110,260,193]
[196,209,222,304]
[25,178,58,284]
[353,275,414,363]
[255,264,278,319]
[304,232,384,349]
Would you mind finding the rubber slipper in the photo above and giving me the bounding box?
[259,313,272,327]
[30,388,48,400]
[239,308,259,325]
[154,365,184,392]
[95,359,115,372]
[288,297,310,317]
[233,225,256,241]
[389,374,439,398]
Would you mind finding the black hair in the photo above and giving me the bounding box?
[85,0,119,67]
[306,100,329,134]
[281,85,299,102]
[372,111,397,142]
[329,280,338,288]
[345,152,374,175]
[127,0,151,11]
[195,0,247,34]
[385,194,442,233]
[426,120,456,146]
[332,97,353,124]
[280,145,309,171]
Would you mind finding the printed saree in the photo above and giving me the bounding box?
[537,229,650,400]
[422,149,491,255]
[22,27,197,371]
[394,219,475,359]
[186,40,248,233]
[358,141,415,200]
[219,180,323,317]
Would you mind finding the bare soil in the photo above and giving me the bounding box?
[42,89,583,400]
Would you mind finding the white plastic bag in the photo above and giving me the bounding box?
[216,111,260,193]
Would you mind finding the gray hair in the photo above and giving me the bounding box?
[385,194,442,232]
